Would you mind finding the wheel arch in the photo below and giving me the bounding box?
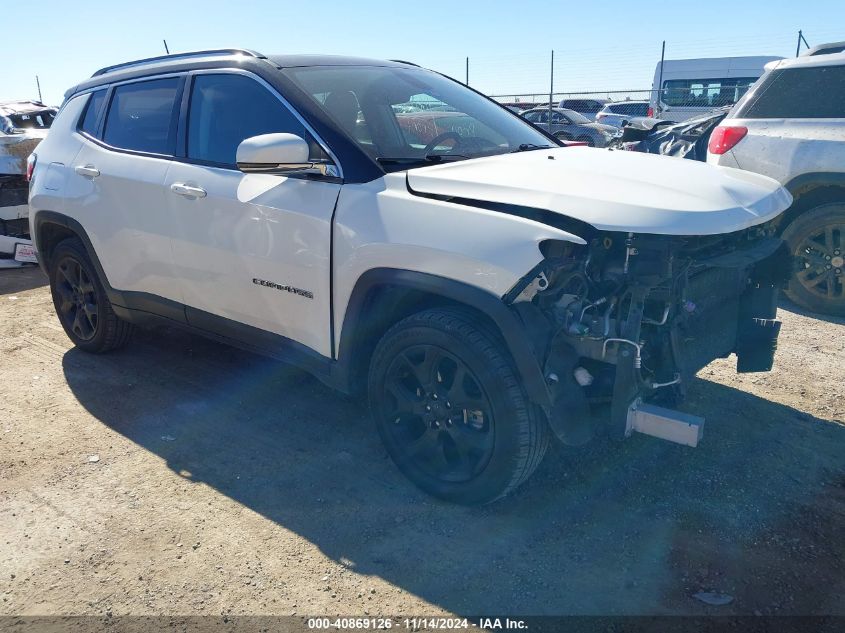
[32,210,125,307]
[777,173,845,234]
[335,268,551,407]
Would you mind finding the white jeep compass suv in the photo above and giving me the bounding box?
[30,49,792,504]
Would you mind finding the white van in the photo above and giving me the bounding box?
[650,56,782,122]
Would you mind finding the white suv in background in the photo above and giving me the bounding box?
[708,48,845,315]
[594,101,650,128]
[30,49,792,504]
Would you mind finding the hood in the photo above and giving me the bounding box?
[405,147,792,236]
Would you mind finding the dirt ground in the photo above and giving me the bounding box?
[1,265,843,618]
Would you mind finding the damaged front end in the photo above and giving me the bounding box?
[507,222,790,447]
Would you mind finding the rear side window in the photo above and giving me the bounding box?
[661,77,757,108]
[737,66,845,119]
[103,78,180,154]
[565,100,603,113]
[610,103,648,116]
[186,73,313,166]
[80,90,106,136]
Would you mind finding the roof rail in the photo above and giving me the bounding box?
[802,41,845,57]
[389,59,420,67]
[92,48,266,77]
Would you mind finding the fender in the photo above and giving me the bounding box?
[776,172,845,233]
[32,210,187,323]
[336,268,553,408]
[33,210,108,281]
[783,172,845,196]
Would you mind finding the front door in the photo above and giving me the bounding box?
[165,71,341,358]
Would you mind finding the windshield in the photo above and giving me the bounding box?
[10,110,55,129]
[564,110,591,124]
[282,65,554,170]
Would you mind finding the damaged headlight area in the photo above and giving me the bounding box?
[506,221,791,447]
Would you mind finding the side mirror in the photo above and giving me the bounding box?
[236,133,333,176]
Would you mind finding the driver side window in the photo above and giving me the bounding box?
[186,73,324,166]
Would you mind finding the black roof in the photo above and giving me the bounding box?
[268,54,414,68]
[64,49,418,100]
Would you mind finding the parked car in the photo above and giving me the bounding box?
[617,107,730,161]
[558,98,609,121]
[708,47,845,315]
[1,100,54,266]
[520,107,618,146]
[595,101,650,128]
[650,56,781,122]
[31,49,792,505]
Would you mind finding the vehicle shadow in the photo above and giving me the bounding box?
[779,296,845,326]
[0,265,47,295]
[61,327,845,616]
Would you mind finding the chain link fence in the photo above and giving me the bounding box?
[489,80,758,114]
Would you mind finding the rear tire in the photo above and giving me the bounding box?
[368,308,549,505]
[577,135,596,147]
[781,204,845,316]
[49,237,135,352]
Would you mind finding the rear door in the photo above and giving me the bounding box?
[64,77,184,306]
[165,70,342,357]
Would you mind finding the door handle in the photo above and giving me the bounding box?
[170,183,207,199]
[74,164,100,178]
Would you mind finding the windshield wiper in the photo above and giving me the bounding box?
[510,143,552,153]
[377,154,471,165]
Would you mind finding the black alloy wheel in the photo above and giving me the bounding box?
[54,255,99,341]
[48,237,135,352]
[381,345,495,483]
[368,308,549,504]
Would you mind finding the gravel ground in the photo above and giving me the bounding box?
[1,265,843,618]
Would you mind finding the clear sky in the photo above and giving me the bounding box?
[3,0,844,105]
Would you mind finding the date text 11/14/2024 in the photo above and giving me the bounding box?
[306,617,528,630]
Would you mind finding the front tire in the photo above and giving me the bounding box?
[368,308,549,504]
[781,204,845,316]
[49,237,135,352]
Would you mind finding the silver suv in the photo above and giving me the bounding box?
[708,48,845,315]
